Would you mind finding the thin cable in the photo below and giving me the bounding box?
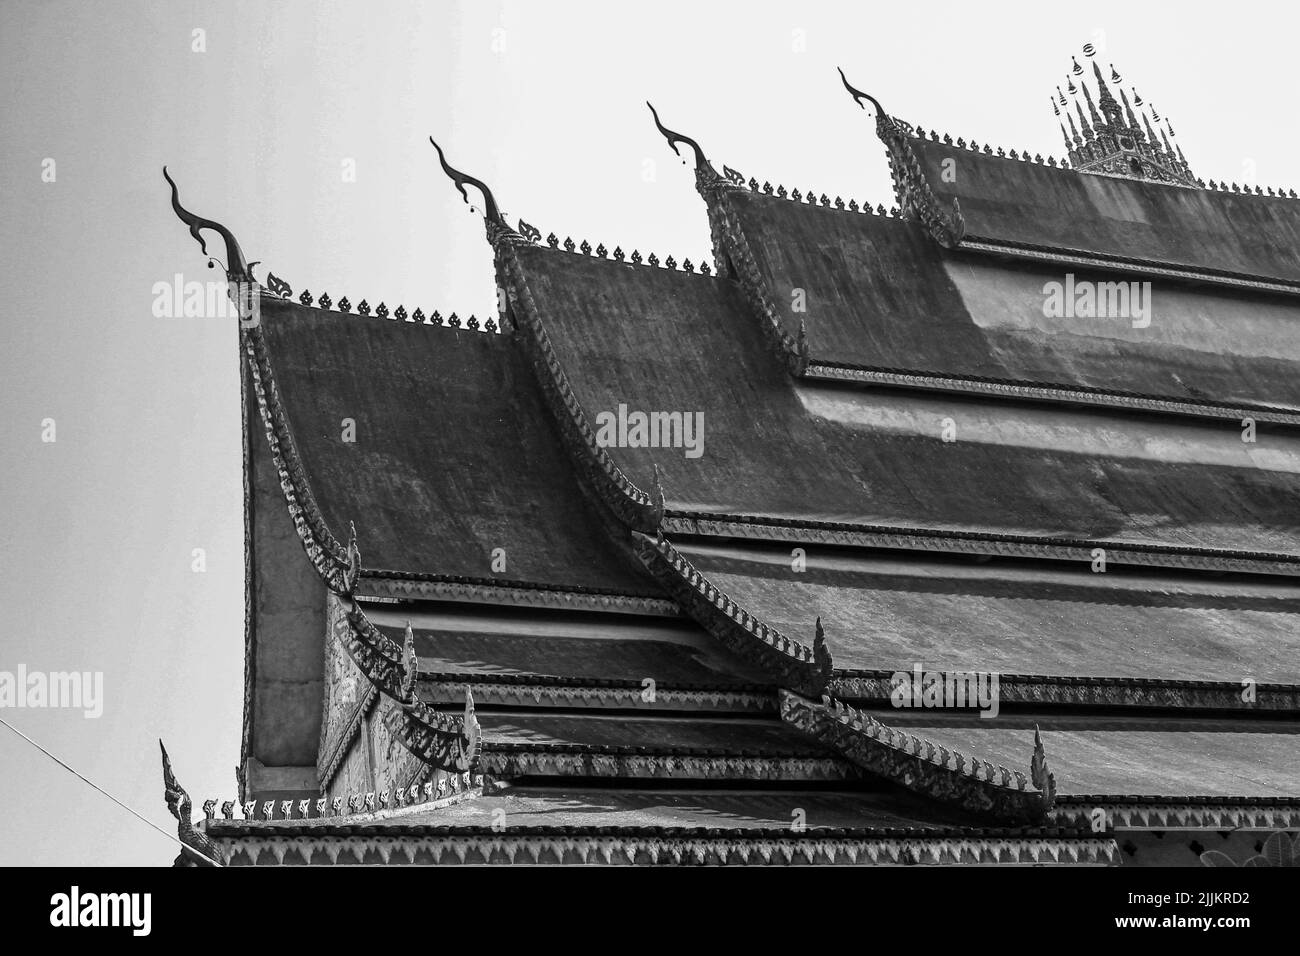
[0,715,223,867]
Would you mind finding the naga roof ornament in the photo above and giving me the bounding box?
[647,101,725,189]
[428,137,524,248]
[837,67,965,248]
[160,740,225,866]
[162,167,258,283]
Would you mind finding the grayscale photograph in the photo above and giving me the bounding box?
[0,0,1294,937]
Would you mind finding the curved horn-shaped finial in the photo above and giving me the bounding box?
[428,137,506,228]
[646,101,712,172]
[162,167,254,281]
[838,68,888,119]
[160,739,187,821]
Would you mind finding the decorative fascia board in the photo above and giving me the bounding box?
[421,677,776,714]
[206,829,1118,866]
[1052,797,1300,831]
[632,531,833,697]
[476,747,856,782]
[807,363,1300,428]
[960,236,1300,298]
[662,513,1300,577]
[829,672,1300,713]
[358,572,679,616]
[779,691,1052,826]
[495,245,664,533]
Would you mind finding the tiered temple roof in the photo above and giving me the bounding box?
[160,50,1300,866]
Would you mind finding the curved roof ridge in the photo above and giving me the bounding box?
[497,244,664,532]
[245,300,359,591]
[632,531,832,697]
[780,691,1053,824]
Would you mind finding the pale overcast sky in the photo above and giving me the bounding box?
[2,0,1296,865]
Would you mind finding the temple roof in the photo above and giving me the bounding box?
[680,540,1300,687]
[896,713,1300,799]
[906,135,1300,291]
[510,242,1300,569]
[257,296,655,595]
[719,187,1300,417]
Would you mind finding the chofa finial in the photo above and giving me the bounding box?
[646,102,721,183]
[837,68,888,121]
[162,167,257,282]
[428,137,519,244]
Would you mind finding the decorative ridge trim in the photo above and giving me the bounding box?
[839,68,965,248]
[907,125,1299,199]
[196,774,483,830]
[719,167,905,220]
[208,828,1118,866]
[662,512,1300,577]
[161,741,226,867]
[806,362,1300,426]
[908,128,1071,171]
[632,531,832,696]
[1051,797,1300,831]
[779,691,1052,825]
[828,671,1300,713]
[496,245,663,532]
[1057,794,1300,806]
[274,283,499,333]
[533,233,715,275]
[960,235,1300,297]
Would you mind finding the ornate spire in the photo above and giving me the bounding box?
[1143,111,1160,147]
[1120,89,1142,134]
[647,102,722,187]
[1081,81,1103,128]
[1052,48,1196,187]
[1075,100,1093,139]
[1092,61,1123,125]
[428,137,521,247]
[162,167,257,283]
